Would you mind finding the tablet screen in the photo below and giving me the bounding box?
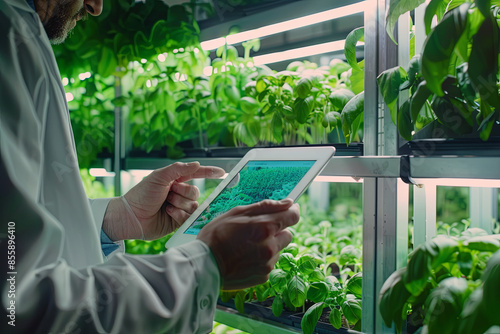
[184,160,315,235]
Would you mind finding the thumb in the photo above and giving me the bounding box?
[155,162,201,184]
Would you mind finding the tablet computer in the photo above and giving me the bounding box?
[165,146,335,248]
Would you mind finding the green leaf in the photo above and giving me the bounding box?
[235,290,247,314]
[301,302,325,334]
[424,0,449,35]
[329,307,342,329]
[255,284,270,302]
[240,97,260,114]
[339,245,362,266]
[282,243,299,257]
[287,276,307,308]
[421,3,469,96]
[341,92,364,145]
[468,12,500,109]
[98,46,117,78]
[478,106,497,141]
[307,282,329,303]
[379,268,411,333]
[457,288,492,334]
[294,96,314,124]
[431,95,473,134]
[461,227,488,238]
[344,28,364,71]
[298,254,318,275]
[342,299,362,325]
[272,295,284,317]
[411,81,432,122]
[377,66,408,124]
[404,247,431,296]
[271,113,283,143]
[322,112,340,128]
[407,54,421,87]
[424,235,459,267]
[329,59,351,77]
[233,120,260,147]
[176,99,196,113]
[329,89,355,110]
[134,31,155,59]
[386,0,426,44]
[349,69,365,95]
[149,20,168,48]
[345,273,363,298]
[269,269,288,294]
[278,253,296,271]
[308,269,326,282]
[295,78,313,99]
[424,277,469,334]
[224,85,240,104]
[476,0,492,18]
[482,250,500,325]
[398,100,413,141]
[457,251,473,277]
[463,235,500,252]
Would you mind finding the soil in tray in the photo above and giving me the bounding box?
[290,308,361,334]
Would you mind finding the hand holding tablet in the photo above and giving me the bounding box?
[165,146,335,290]
[166,146,335,248]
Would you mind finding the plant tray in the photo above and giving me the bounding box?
[400,137,500,156]
[217,299,360,333]
[289,312,361,334]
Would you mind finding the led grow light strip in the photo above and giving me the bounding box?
[200,1,366,50]
[252,39,352,65]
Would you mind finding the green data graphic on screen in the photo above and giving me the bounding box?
[184,160,315,235]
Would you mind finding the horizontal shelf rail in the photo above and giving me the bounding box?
[124,156,500,180]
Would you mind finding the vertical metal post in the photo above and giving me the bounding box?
[470,187,496,234]
[374,178,409,334]
[414,2,426,55]
[114,75,122,196]
[363,0,402,332]
[308,181,330,212]
[362,178,377,333]
[362,0,379,331]
[413,183,437,247]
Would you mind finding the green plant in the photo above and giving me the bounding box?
[80,169,115,198]
[56,0,212,163]
[379,228,500,334]
[339,27,365,145]
[66,76,115,167]
[379,0,500,141]
[244,58,356,146]
[219,199,363,333]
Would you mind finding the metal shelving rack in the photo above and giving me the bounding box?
[111,1,500,333]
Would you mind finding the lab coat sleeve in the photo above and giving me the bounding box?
[0,155,221,334]
[0,7,221,333]
[89,198,125,256]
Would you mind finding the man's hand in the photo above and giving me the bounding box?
[197,199,300,290]
[103,162,225,241]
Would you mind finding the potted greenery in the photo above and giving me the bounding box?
[217,203,364,334]
[379,228,500,334]
[377,0,500,146]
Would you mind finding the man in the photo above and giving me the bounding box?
[0,0,300,332]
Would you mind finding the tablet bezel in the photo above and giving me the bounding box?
[165,146,335,248]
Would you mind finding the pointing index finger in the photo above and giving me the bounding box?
[176,166,226,182]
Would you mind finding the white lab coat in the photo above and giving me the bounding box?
[0,0,220,332]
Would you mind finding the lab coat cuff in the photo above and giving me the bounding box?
[88,197,113,231]
[175,240,221,332]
